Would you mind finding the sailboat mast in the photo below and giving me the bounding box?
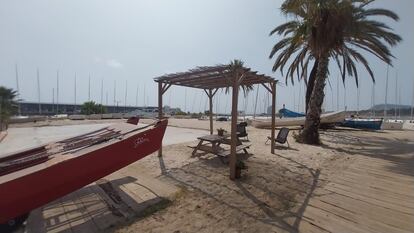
[52,88,55,113]
[56,70,59,113]
[135,84,139,107]
[37,68,41,114]
[100,78,104,105]
[15,64,21,115]
[336,75,339,111]
[411,78,414,121]
[384,65,389,118]
[143,84,146,107]
[113,80,116,113]
[253,85,259,119]
[357,85,360,115]
[184,88,187,112]
[88,74,91,101]
[124,80,128,112]
[73,73,76,106]
[344,82,347,111]
[372,83,375,117]
[106,91,108,106]
[398,85,401,118]
[395,71,398,120]
[113,80,116,106]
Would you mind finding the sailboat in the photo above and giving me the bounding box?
[403,78,414,130]
[382,70,403,130]
[0,117,167,225]
[250,110,345,128]
[341,82,383,130]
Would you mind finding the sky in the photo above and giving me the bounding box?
[0,0,413,114]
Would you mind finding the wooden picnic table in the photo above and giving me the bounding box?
[190,134,250,161]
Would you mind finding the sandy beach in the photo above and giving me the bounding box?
[110,119,414,233]
[4,118,414,233]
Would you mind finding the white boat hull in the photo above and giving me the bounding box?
[381,120,404,130]
[403,120,414,131]
[248,111,346,129]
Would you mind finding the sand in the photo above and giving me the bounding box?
[113,119,410,233]
[6,118,413,232]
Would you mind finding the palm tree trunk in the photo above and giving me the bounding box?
[305,59,319,113]
[300,55,329,144]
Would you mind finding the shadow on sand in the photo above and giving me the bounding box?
[320,129,414,177]
[158,149,322,233]
[11,176,169,233]
[155,128,413,232]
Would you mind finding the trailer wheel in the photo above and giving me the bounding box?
[0,213,29,232]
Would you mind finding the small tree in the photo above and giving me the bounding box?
[81,101,107,115]
[0,86,18,130]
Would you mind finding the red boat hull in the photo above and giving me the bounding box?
[0,120,167,223]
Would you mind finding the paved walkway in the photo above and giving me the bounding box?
[297,135,414,233]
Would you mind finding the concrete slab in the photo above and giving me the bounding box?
[0,124,111,156]
[0,123,207,157]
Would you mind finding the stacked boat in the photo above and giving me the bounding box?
[249,109,346,129]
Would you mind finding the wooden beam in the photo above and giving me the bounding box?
[185,77,271,90]
[261,83,272,94]
[158,82,163,157]
[230,74,239,180]
[169,71,231,85]
[156,74,275,91]
[237,72,247,86]
[271,81,276,154]
[162,83,172,95]
[208,89,214,135]
[204,89,210,97]
[212,88,219,97]
[155,66,229,82]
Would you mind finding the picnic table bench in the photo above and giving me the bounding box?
[189,134,250,163]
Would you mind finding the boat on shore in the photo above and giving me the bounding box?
[381,119,404,130]
[403,120,414,131]
[341,118,383,130]
[248,111,346,129]
[0,118,167,225]
[279,108,305,118]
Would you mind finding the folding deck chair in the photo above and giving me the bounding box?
[265,127,290,147]
[237,122,249,140]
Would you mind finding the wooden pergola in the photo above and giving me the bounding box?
[154,64,278,180]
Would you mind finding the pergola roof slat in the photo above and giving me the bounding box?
[154,64,276,89]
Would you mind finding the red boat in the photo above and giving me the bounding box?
[0,118,167,225]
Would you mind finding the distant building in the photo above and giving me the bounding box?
[18,101,157,116]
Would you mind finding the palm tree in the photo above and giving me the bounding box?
[270,0,401,144]
[226,59,254,95]
[0,86,18,130]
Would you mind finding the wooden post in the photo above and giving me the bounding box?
[158,82,163,157]
[230,75,239,180]
[271,82,276,154]
[209,89,213,135]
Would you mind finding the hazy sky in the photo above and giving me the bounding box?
[1,0,413,114]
